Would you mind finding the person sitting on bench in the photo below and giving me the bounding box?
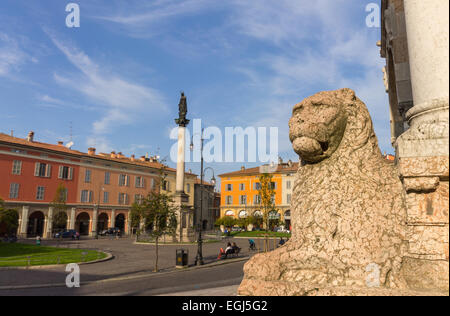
[231,242,241,257]
[224,242,234,259]
[217,247,225,259]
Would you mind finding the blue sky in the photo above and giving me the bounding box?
[0,0,391,182]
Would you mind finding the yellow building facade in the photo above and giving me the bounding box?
[219,160,298,230]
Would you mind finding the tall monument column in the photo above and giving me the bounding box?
[174,92,194,242]
[396,0,449,292]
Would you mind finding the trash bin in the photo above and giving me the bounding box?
[176,249,188,268]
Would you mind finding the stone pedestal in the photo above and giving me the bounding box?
[174,192,195,243]
[396,0,449,292]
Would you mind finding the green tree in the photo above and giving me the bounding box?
[258,173,275,252]
[215,216,236,230]
[130,186,177,272]
[0,199,19,236]
[247,215,263,229]
[50,183,69,233]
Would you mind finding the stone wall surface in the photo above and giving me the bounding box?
[238,88,449,296]
[239,89,411,295]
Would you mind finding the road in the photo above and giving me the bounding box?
[0,260,245,296]
[0,237,253,296]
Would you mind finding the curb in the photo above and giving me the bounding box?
[0,255,249,291]
[0,251,114,271]
[133,241,221,246]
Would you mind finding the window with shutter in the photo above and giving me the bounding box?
[12,161,22,175]
[36,186,45,200]
[103,191,109,203]
[81,190,87,202]
[104,172,110,185]
[9,183,19,199]
[68,167,73,180]
[45,164,52,178]
[34,163,40,176]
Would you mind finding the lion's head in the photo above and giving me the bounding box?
[289,88,376,163]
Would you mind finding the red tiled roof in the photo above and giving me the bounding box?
[219,162,299,178]
[0,132,195,174]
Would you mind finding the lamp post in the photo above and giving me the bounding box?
[190,130,216,266]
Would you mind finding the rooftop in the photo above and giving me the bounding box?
[0,132,197,176]
[219,161,299,178]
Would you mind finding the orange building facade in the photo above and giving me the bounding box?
[0,132,196,238]
[219,160,298,229]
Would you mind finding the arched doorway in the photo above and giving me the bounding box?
[225,210,235,217]
[284,210,291,231]
[115,214,125,233]
[238,210,248,219]
[53,211,68,234]
[76,212,90,236]
[97,213,109,232]
[27,211,45,237]
[268,210,280,231]
[252,210,263,229]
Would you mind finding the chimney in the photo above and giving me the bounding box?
[130,154,135,162]
[57,141,64,146]
[241,166,245,171]
[140,156,146,162]
[88,147,96,155]
[27,131,34,142]
[117,152,124,159]
[111,151,117,158]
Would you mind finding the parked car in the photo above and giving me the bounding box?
[99,227,121,236]
[54,230,79,239]
[2,235,17,243]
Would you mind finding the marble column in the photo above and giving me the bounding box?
[91,207,98,236]
[20,206,29,238]
[111,209,116,228]
[173,92,194,242]
[176,126,187,193]
[69,207,76,230]
[397,0,449,292]
[46,207,54,239]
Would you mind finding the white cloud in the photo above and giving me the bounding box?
[89,0,392,154]
[0,33,28,77]
[47,32,167,135]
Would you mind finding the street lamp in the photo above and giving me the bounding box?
[190,130,216,266]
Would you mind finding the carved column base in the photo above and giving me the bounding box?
[173,192,195,243]
[396,135,449,291]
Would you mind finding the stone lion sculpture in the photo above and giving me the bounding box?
[238,88,409,296]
